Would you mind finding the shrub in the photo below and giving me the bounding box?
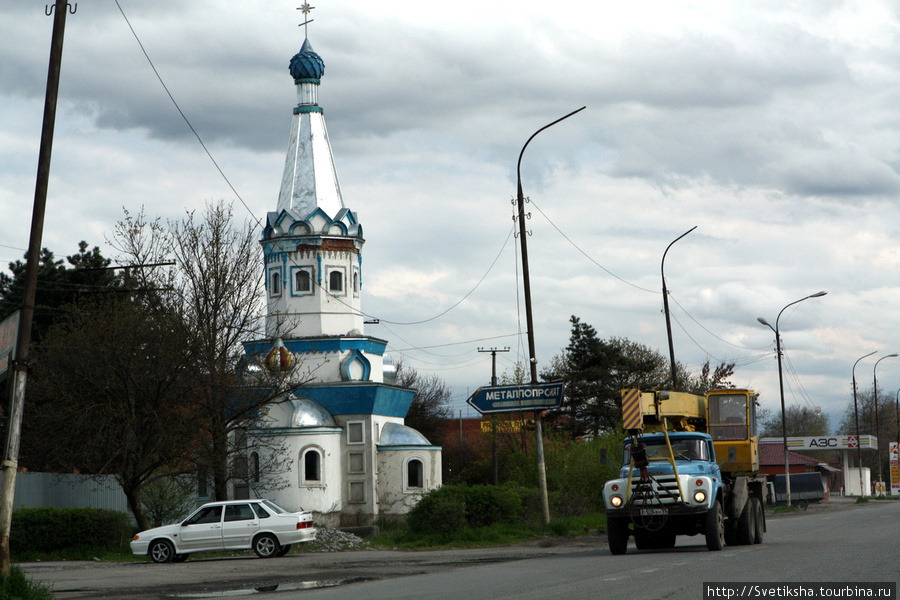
[141,476,196,527]
[0,566,53,600]
[407,488,466,534]
[407,484,522,533]
[462,485,521,527]
[10,508,132,554]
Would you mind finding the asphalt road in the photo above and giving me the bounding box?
[20,498,900,600]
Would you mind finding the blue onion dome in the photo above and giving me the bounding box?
[289,38,325,81]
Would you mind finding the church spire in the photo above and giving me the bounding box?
[276,8,343,219]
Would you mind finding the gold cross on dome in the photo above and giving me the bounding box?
[297,3,315,38]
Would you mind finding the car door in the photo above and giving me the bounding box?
[178,505,224,552]
[221,503,259,549]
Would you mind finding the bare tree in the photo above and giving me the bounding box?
[110,202,308,501]
[394,361,452,445]
[760,404,830,438]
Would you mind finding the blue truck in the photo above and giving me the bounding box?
[602,389,766,553]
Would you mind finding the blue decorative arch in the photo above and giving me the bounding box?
[340,349,371,381]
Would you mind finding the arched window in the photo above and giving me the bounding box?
[295,269,311,293]
[250,452,260,483]
[302,449,321,483]
[353,271,359,295]
[407,459,424,489]
[270,271,281,296]
[329,270,343,293]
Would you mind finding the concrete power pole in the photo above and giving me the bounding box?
[0,0,73,575]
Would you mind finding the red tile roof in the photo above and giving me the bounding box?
[759,442,825,467]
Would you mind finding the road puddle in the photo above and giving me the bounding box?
[169,577,372,597]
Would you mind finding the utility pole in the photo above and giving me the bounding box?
[515,106,585,525]
[0,0,74,575]
[479,347,509,485]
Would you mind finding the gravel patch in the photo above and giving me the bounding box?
[304,527,367,552]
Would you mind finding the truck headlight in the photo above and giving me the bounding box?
[610,495,623,508]
[693,490,706,504]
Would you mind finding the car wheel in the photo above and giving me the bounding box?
[253,533,280,558]
[149,540,175,563]
[276,544,292,557]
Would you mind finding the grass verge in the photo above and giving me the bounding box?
[369,513,607,549]
[0,566,54,600]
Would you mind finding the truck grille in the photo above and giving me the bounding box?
[629,475,684,505]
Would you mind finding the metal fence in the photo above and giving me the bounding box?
[12,472,132,519]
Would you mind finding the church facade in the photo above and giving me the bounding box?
[238,33,441,526]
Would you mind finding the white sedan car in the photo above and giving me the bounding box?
[131,499,316,563]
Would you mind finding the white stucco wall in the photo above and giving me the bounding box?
[376,448,442,515]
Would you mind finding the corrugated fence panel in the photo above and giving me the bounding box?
[12,473,132,517]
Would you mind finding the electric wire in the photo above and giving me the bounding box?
[667,293,772,351]
[529,198,658,294]
[306,221,516,326]
[114,0,262,231]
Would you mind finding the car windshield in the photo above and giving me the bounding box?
[622,438,708,465]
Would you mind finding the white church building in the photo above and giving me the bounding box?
[239,29,441,527]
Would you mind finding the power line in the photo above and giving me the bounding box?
[114,1,261,230]
[529,198,658,294]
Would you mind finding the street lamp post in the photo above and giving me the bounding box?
[515,106,585,525]
[896,387,900,494]
[872,354,898,492]
[757,290,827,507]
[853,351,877,497]
[661,226,696,391]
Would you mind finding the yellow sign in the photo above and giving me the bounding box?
[480,419,532,433]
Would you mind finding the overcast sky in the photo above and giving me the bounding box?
[3,1,900,433]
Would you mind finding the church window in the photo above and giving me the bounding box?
[329,270,343,293]
[302,449,321,483]
[347,422,364,444]
[353,271,359,295]
[407,459,424,489]
[270,271,281,296]
[295,268,312,293]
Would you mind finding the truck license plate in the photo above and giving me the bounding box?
[640,508,667,516]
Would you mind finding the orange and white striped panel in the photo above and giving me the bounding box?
[621,388,643,431]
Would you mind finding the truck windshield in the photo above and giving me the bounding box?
[622,438,709,465]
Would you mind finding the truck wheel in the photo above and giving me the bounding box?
[751,498,764,544]
[606,517,629,555]
[736,499,754,545]
[633,530,650,550]
[705,501,725,551]
[724,520,737,546]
